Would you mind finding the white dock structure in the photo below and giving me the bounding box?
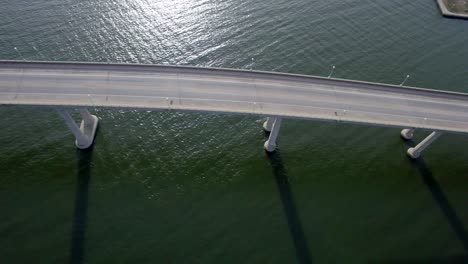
[1,60,468,158]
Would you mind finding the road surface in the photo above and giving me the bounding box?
[1,60,468,133]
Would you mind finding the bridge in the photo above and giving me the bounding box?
[1,60,468,159]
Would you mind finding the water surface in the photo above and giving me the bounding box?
[1,0,468,263]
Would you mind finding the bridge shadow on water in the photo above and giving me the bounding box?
[65,137,467,264]
[69,148,92,264]
[410,158,468,254]
[265,139,467,264]
[266,150,313,264]
[402,139,468,254]
[377,141,468,263]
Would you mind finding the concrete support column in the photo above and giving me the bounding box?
[401,128,415,140]
[57,108,99,149]
[407,131,442,159]
[80,108,94,125]
[264,117,282,152]
[263,117,274,132]
[57,109,89,145]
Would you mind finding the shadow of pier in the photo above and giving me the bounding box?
[69,149,92,264]
[266,150,312,264]
[395,139,468,263]
[402,139,468,253]
[411,157,468,253]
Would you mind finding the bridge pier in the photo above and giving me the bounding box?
[264,117,282,152]
[263,117,274,132]
[407,131,442,159]
[400,128,415,140]
[57,108,99,149]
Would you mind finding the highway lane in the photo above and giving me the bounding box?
[1,60,468,133]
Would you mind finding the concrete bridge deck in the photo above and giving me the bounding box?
[1,60,468,134]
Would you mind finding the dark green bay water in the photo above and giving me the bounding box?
[1,0,468,263]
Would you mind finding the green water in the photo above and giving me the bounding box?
[1,0,468,263]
